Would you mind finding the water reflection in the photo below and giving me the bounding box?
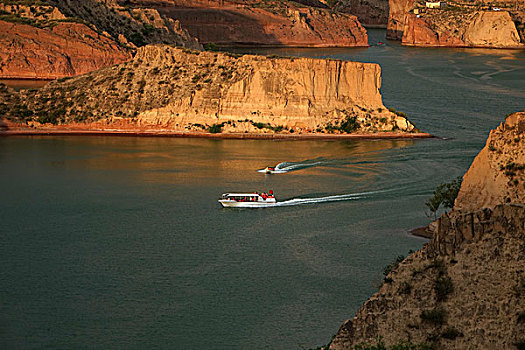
[0,79,51,91]
[25,136,416,186]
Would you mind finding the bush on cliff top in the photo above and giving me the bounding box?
[420,307,446,325]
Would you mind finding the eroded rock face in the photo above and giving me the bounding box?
[331,204,525,350]
[0,20,131,79]
[402,11,523,48]
[2,45,417,134]
[386,0,413,39]
[335,0,389,27]
[455,112,525,211]
[0,0,201,79]
[52,0,202,49]
[387,0,524,48]
[151,0,368,47]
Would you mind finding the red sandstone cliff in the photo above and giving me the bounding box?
[386,0,413,39]
[146,0,368,47]
[402,11,524,48]
[0,0,201,79]
[388,0,524,48]
[0,20,131,79]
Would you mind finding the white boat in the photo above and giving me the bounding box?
[258,166,284,174]
[219,192,276,208]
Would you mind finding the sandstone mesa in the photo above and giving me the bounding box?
[0,45,423,137]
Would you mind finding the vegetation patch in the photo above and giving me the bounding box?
[435,276,454,301]
[420,307,446,325]
[207,123,224,133]
[441,326,463,340]
[388,107,407,118]
[425,177,462,219]
[383,255,405,283]
[398,281,412,295]
[350,338,433,350]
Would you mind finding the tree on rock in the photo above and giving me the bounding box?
[425,177,462,219]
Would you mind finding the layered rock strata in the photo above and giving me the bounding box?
[330,112,525,349]
[0,20,131,79]
[148,0,368,47]
[335,0,389,27]
[386,0,413,39]
[402,11,523,48]
[0,45,418,135]
[51,0,201,49]
[0,0,201,79]
[387,0,524,48]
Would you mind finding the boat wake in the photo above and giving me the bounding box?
[233,189,390,208]
[257,158,327,174]
[275,191,370,207]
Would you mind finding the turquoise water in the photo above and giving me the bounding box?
[1,30,524,349]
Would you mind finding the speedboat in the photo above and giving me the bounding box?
[219,191,276,208]
[263,167,276,174]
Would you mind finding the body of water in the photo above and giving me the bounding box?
[1,30,524,349]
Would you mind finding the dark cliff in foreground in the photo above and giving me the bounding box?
[330,112,525,349]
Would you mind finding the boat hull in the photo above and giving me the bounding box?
[219,199,276,208]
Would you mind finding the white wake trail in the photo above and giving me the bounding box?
[270,189,391,207]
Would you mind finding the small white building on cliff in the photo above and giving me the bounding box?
[425,1,447,8]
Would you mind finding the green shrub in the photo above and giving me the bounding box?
[420,308,446,325]
[388,107,407,118]
[398,281,412,295]
[441,327,463,340]
[425,177,462,219]
[204,42,218,51]
[192,74,201,83]
[340,115,359,133]
[435,276,453,301]
[383,255,405,281]
[207,123,223,133]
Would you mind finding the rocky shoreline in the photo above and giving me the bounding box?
[0,124,432,140]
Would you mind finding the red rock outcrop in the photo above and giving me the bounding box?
[0,20,132,79]
[386,0,413,39]
[387,0,524,47]
[401,14,465,47]
[149,0,368,47]
[402,11,524,48]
